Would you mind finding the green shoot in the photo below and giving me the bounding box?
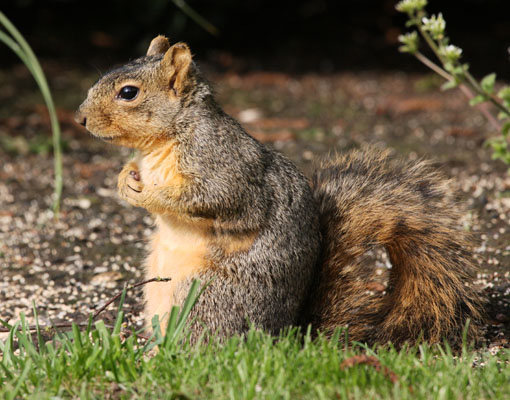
[0,11,63,214]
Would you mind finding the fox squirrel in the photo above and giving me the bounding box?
[75,36,482,346]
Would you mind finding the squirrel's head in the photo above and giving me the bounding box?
[75,36,203,150]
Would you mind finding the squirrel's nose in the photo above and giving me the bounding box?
[74,112,87,127]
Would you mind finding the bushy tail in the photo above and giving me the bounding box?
[305,149,483,346]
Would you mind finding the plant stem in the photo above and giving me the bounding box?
[414,52,501,131]
[415,51,451,81]
[416,17,444,64]
[464,70,510,116]
[457,86,501,132]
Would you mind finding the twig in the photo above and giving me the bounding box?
[0,276,171,334]
[92,277,171,320]
[0,321,107,333]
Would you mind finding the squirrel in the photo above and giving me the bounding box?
[75,36,483,346]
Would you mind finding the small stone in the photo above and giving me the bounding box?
[238,108,262,123]
[78,198,91,209]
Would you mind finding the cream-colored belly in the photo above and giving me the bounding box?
[144,215,209,331]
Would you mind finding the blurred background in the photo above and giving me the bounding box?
[2,0,510,75]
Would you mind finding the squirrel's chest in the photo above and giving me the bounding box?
[137,142,184,188]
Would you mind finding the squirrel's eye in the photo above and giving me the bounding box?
[117,85,139,101]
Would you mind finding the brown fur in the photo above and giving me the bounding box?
[213,230,259,255]
[146,35,171,57]
[304,150,482,346]
[76,36,483,346]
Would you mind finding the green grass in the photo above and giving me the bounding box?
[2,325,509,400]
[1,282,509,399]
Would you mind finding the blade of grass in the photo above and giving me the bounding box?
[84,345,102,370]
[1,321,19,368]
[95,320,111,354]
[113,285,128,336]
[6,358,32,400]
[0,359,14,380]
[72,323,83,353]
[171,0,219,36]
[139,327,161,355]
[173,279,201,339]
[162,306,180,347]
[0,11,63,214]
[0,30,32,70]
[32,302,46,354]
[17,314,39,361]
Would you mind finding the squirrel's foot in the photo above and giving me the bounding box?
[118,162,145,207]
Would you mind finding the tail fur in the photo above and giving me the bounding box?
[305,149,483,346]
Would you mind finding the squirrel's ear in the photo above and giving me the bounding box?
[147,35,170,56]
[161,42,192,95]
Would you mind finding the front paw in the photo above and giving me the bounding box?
[118,162,145,207]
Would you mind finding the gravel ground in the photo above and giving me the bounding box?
[0,66,509,349]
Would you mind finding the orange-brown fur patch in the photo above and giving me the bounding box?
[215,230,258,255]
[138,140,185,190]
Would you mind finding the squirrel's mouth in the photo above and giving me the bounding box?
[89,132,116,142]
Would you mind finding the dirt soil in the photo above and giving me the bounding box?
[0,62,509,349]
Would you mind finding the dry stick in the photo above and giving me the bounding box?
[415,52,502,132]
[0,322,92,333]
[92,277,171,320]
[0,276,172,333]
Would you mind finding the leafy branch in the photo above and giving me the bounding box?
[396,0,510,165]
